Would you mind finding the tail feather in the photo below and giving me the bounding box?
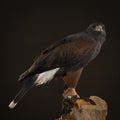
[9,75,36,109]
[9,68,60,109]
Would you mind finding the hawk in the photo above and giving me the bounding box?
[9,23,106,109]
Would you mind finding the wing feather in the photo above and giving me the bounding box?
[18,33,96,81]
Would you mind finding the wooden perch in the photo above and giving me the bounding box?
[56,96,108,120]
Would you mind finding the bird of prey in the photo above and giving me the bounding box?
[9,23,106,109]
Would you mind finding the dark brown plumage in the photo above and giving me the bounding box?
[9,23,106,109]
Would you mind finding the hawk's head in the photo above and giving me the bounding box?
[87,23,105,33]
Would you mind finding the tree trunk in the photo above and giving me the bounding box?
[56,96,108,120]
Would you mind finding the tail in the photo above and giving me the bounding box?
[9,75,36,109]
[9,68,60,109]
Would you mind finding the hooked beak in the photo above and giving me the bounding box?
[95,25,103,31]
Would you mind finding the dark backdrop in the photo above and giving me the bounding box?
[1,1,120,120]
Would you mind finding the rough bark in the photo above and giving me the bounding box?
[56,96,108,120]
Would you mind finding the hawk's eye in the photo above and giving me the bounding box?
[93,25,96,29]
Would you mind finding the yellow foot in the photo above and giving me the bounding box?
[63,88,79,99]
[75,99,91,109]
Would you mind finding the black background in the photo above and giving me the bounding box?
[1,1,120,120]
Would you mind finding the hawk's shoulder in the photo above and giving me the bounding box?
[41,32,84,54]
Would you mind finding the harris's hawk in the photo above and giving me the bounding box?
[9,23,106,109]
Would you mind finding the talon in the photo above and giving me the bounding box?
[75,99,90,109]
[63,88,79,99]
[62,87,96,113]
